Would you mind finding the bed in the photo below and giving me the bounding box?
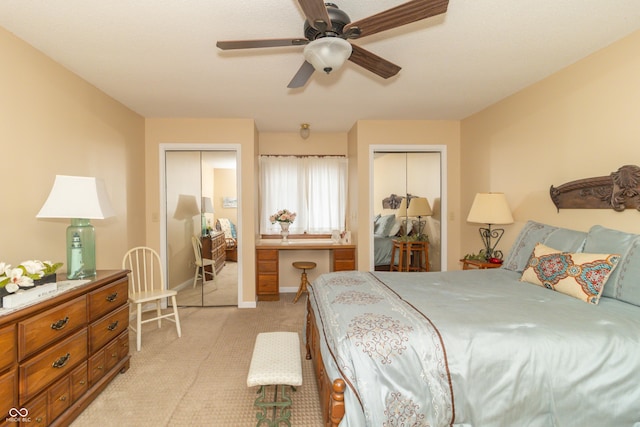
[305,221,640,426]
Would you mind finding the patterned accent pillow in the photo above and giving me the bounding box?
[520,243,620,304]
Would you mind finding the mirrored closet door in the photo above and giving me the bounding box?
[373,150,444,272]
[165,150,238,307]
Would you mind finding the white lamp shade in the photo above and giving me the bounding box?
[303,37,352,74]
[466,192,514,225]
[37,175,115,219]
[202,196,214,214]
[407,197,433,217]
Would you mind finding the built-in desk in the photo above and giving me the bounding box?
[255,240,356,301]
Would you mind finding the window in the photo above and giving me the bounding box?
[259,155,347,234]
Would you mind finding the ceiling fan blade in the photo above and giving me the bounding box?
[344,0,449,39]
[216,38,308,50]
[348,44,401,79]
[287,61,315,88]
[296,0,332,32]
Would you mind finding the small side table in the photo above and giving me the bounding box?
[391,240,429,272]
[460,259,502,270]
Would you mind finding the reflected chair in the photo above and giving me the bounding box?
[191,236,217,289]
[122,247,182,351]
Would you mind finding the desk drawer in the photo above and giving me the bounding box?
[0,325,15,372]
[88,278,128,322]
[18,296,87,360]
[88,304,129,353]
[256,249,278,261]
[256,275,278,294]
[20,329,87,402]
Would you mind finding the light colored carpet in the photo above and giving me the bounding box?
[176,261,238,307]
[71,293,323,426]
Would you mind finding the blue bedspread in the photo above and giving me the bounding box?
[308,269,640,426]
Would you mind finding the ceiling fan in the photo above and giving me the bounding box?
[216,0,449,88]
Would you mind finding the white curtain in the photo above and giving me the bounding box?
[259,156,347,234]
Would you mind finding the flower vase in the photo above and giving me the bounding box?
[279,222,290,242]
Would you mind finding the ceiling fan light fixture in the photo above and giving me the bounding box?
[303,37,352,74]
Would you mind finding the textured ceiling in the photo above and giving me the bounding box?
[1,1,639,133]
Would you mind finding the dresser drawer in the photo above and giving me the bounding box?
[0,368,18,420]
[88,304,129,353]
[20,329,88,402]
[47,376,70,421]
[88,349,106,385]
[0,325,16,372]
[70,361,88,402]
[18,296,87,360]
[87,277,128,322]
[23,392,48,427]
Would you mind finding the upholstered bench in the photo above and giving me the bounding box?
[247,332,302,427]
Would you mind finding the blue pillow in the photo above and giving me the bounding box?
[374,214,396,237]
[583,225,640,305]
[230,222,237,239]
[502,221,587,273]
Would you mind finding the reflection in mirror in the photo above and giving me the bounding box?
[165,150,238,307]
[373,151,442,272]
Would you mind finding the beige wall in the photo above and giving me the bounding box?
[144,118,257,305]
[0,27,145,272]
[350,120,462,271]
[460,30,640,259]
[258,131,348,288]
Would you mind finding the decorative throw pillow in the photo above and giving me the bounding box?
[520,243,620,304]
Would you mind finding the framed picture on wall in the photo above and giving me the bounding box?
[223,196,237,208]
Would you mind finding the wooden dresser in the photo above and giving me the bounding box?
[201,231,226,275]
[0,270,130,426]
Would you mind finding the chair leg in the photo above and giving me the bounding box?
[156,302,162,329]
[293,270,309,303]
[193,265,199,288]
[171,295,182,338]
[136,303,142,352]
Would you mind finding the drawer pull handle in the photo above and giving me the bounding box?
[59,395,67,402]
[51,316,69,330]
[106,292,118,302]
[36,417,43,423]
[52,352,71,368]
[107,320,119,331]
[79,380,86,385]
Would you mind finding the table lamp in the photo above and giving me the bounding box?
[37,175,115,279]
[407,197,433,239]
[466,192,513,260]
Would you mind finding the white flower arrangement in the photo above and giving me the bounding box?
[269,209,297,224]
[0,260,63,294]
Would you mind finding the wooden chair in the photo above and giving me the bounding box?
[122,247,182,351]
[191,236,217,289]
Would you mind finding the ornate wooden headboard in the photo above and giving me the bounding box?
[550,165,640,212]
